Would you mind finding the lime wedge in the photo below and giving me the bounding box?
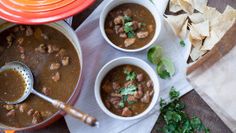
[147,45,163,64]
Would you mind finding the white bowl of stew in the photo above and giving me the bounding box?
[0,20,83,131]
[95,57,159,120]
[100,0,162,52]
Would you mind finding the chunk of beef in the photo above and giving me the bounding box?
[52,72,60,82]
[110,93,122,98]
[114,16,124,25]
[3,104,14,110]
[131,21,139,31]
[109,21,113,28]
[6,34,14,47]
[121,107,132,117]
[119,33,127,38]
[114,25,121,34]
[124,38,136,47]
[19,25,25,31]
[18,46,24,54]
[110,97,121,109]
[27,109,34,116]
[26,26,33,36]
[61,57,70,66]
[6,109,16,117]
[105,99,111,109]
[134,90,143,99]
[41,33,49,40]
[137,31,149,39]
[19,103,28,113]
[127,95,137,102]
[20,54,25,60]
[112,82,120,90]
[124,80,134,88]
[41,111,53,118]
[56,49,66,58]
[136,74,144,82]
[141,91,151,103]
[47,44,60,53]
[146,80,153,88]
[50,63,61,70]
[32,111,43,124]
[35,44,47,53]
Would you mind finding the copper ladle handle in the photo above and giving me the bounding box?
[53,100,98,127]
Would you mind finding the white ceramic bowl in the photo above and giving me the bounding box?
[95,57,160,120]
[99,0,162,52]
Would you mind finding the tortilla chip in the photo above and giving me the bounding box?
[190,42,207,61]
[165,14,188,37]
[189,33,203,47]
[203,6,221,22]
[179,19,189,39]
[223,5,236,20]
[178,0,194,14]
[191,20,209,37]
[201,30,219,50]
[189,24,205,40]
[191,0,208,13]
[169,0,182,13]
[189,13,205,24]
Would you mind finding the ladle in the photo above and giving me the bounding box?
[0,61,98,127]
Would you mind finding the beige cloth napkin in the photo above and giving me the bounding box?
[188,24,236,132]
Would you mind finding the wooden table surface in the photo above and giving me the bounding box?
[20,0,235,133]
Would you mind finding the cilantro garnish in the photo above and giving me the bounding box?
[124,22,133,33]
[124,15,132,23]
[179,40,185,47]
[124,69,137,81]
[159,87,210,133]
[119,85,137,96]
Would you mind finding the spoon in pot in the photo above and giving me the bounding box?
[0,61,99,127]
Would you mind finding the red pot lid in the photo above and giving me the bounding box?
[0,0,95,24]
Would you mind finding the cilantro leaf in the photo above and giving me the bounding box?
[179,40,185,47]
[118,100,125,108]
[124,22,133,33]
[124,15,132,23]
[169,87,180,100]
[127,31,135,38]
[119,85,137,96]
[124,70,136,81]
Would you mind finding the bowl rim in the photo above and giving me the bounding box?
[99,0,162,53]
[94,56,160,120]
[0,21,83,131]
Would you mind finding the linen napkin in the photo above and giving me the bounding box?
[64,0,193,132]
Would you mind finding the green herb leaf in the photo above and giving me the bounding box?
[179,40,185,47]
[118,101,125,108]
[147,45,163,64]
[124,70,137,81]
[128,101,136,105]
[119,85,137,96]
[127,31,135,38]
[124,15,132,23]
[124,22,133,33]
[169,87,180,100]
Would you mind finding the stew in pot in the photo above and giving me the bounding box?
[0,25,80,128]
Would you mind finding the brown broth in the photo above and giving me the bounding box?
[0,70,26,102]
[105,3,156,49]
[101,65,154,117]
[0,25,80,127]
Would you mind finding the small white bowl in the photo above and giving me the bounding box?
[94,57,160,120]
[99,0,162,52]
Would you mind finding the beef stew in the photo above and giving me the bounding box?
[0,25,80,127]
[105,3,156,49]
[101,65,154,117]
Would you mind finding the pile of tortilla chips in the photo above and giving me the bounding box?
[165,0,236,62]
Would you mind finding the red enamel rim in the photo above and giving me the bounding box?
[0,0,95,24]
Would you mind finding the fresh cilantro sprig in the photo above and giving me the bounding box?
[159,87,210,133]
[179,40,185,47]
[119,85,137,95]
[124,69,137,81]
